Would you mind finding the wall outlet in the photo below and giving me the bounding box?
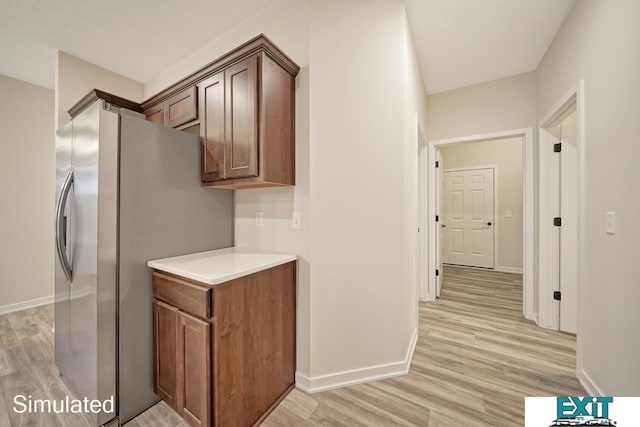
[292,211,301,230]
[506,210,513,218]
[255,211,264,227]
[606,211,615,234]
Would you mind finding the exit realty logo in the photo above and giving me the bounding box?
[551,397,615,426]
[526,397,639,426]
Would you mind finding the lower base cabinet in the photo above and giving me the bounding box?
[152,261,296,427]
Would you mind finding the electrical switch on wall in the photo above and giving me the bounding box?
[292,211,301,230]
[256,211,264,227]
[606,211,615,235]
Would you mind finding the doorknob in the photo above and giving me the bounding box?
[487,222,492,226]
[441,224,447,228]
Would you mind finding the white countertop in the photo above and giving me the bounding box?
[147,247,297,285]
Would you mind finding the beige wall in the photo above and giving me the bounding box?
[440,137,523,271]
[0,75,55,313]
[308,0,417,377]
[537,0,640,395]
[143,0,309,99]
[425,72,537,141]
[56,51,143,130]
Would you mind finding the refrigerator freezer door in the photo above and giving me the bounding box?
[54,121,73,380]
[66,101,118,426]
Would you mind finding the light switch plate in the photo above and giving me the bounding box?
[292,211,301,230]
[506,210,512,218]
[606,211,615,234]
[256,211,264,227]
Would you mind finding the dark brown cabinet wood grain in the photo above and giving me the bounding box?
[176,311,211,427]
[166,86,198,128]
[199,73,226,182]
[151,261,296,427]
[224,55,258,180]
[144,103,165,125]
[141,34,299,189]
[143,87,197,129]
[153,300,178,409]
[199,51,295,189]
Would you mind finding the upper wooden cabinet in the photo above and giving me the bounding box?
[200,72,226,182]
[144,103,165,126]
[224,55,259,180]
[142,34,299,189]
[143,86,197,129]
[166,87,197,128]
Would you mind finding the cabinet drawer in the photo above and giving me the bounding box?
[153,272,211,319]
[165,86,197,128]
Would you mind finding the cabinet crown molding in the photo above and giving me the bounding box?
[142,33,300,110]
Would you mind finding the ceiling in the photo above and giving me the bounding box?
[0,0,274,89]
[2,0,576,94]
[405,0,577,94]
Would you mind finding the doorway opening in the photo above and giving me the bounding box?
[539,80,584,338]
[425,128,535,321]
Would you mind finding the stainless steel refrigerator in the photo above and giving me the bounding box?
[54,98,233,426]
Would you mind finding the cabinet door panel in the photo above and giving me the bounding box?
[166,86,197,128]
[145,104,165,126]
[153,300,178,409]
[199,73,225,182]
[177,311,211,427]
[225,55,258,179]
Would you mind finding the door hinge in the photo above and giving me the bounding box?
[435,269,440,277]
[435,215,439,222]
[554,217,562,227]
[553,291,562,301]
[554,142,562,153]
[435,160,440,168]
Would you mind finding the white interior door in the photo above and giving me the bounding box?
[442,168,495,268]
[435,151,443,297]
[559,111,578,334]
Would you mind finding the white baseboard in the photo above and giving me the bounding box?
[578,369,604,396]
[0,295,54,316]
[296,328,418,394]
[495,266,523,274]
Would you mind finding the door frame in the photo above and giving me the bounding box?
[417,120,429,303]
[538,80,585,347]
[441,165,498,270]
[427,128,535,321]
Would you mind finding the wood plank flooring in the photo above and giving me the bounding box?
[0,266,582,426]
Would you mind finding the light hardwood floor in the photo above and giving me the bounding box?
[0,266,582,426]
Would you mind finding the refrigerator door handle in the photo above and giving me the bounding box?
[55,169,74,281]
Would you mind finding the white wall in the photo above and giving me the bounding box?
[0,75,55,313]
[308,0,417,378]
[56,51,143,130]
[440,138,523,271]
[536,0,640,395]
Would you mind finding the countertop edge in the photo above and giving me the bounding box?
[147,255,297,286]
